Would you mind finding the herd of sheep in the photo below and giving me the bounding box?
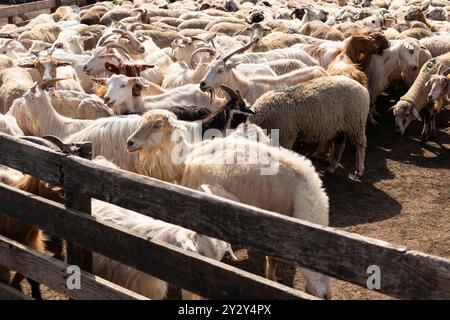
[0,0,449,300]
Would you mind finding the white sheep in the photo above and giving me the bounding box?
[392,52,450,135]
[250,76,370,177]
[0,67,34,114]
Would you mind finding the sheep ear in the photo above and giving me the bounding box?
[410,107,422,121]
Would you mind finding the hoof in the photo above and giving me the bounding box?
[326,166,336,174]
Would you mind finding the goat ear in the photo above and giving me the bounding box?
[18,62,36,69]
[56,61,72,67]
[136,64,154,72]
[226,60,241,69]
[410,107,422,121]
[104,61,120,74]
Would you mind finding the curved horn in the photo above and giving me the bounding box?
[20,136,61,151]
[190,47,215,68]
[222,40,256,62]
[437,64,443,74]
[41,135,65,151]
[129,22,144,32]
[3,38,14,46]
[220,85,238,101]
[105,42,131,60]
[442,68,450,77]
[97,32,118,47]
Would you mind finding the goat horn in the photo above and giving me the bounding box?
[41,135,66,151]
[3,39,14,46]
[190,36,207,42]
[48,76,72,82]
[20,136,61,151]
[129,23,144,32]
[190,47,215,68]
[111,29,126,35]
[203,33,216,43]
[442,68,450,77]
[222,40,257,62]
[97,32,118,47]
[437,64,443,74]
[220,85,239,101]
[105,42,131,60]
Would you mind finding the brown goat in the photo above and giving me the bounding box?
[0,166,63,299]
[326,32,389,88]
[95,62,154,98]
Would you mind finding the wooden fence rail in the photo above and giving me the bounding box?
[0,0,89,25]
[0,133,449,299]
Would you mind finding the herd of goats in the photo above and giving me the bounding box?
[0,0,449,300]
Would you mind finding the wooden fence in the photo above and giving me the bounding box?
[0,133,449,300]
[0,0,89,25]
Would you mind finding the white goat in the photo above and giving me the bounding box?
[8,85,92,138]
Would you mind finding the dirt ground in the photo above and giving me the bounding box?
[16,89,449,300]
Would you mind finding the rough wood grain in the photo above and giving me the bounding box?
[1,134,449,299]
[0,1,57,19]
[62,156,450,300]
[0,183,311,300]
[0,281,33,300]
[0,134,62,186]
[0,235,147,300]
[64,145,93,274]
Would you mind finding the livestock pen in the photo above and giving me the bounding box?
[0,133,449,300]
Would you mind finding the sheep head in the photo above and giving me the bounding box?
[126,109,184,153]
[391,100,422,135]
[199,40,257,91]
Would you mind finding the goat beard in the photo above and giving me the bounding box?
[208,89,215,106]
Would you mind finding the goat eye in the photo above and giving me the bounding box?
[154,122,162,128]
[372,20,375,23]
[120,84,126,88]
[408,49,414,54]
[217,69,223,74]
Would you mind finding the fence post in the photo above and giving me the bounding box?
[64,142,93,273]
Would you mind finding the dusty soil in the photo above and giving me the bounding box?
[227,90,450,300]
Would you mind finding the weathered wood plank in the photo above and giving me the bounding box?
[0,0,57,19]
[0,183,312,300]
[61,156,450,300]
[64,145,93,274]
[0,281,33,300]
[0,134,62,186]
[0,235,147,300]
